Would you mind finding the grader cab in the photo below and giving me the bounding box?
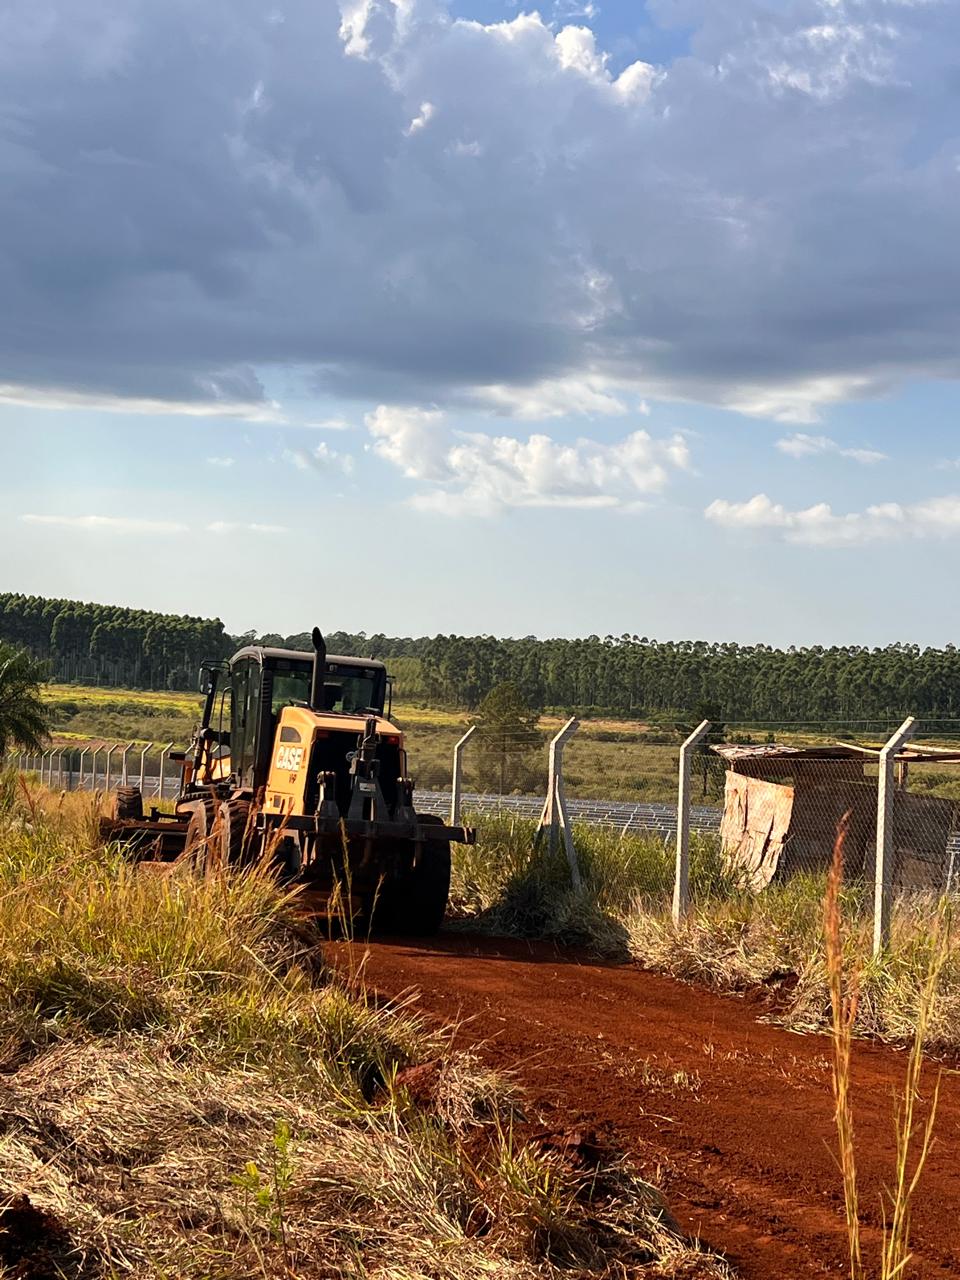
[105,629,474,933]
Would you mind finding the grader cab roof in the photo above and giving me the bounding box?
[230,645,387,670]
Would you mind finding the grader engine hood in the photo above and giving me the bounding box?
[265,705,407,822]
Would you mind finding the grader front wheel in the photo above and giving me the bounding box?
[371,839,451,936]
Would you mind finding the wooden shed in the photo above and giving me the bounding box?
[711,743,960,891]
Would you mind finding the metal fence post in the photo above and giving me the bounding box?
[450,725,477,826]
[55,748,65,788]
[534,717,581,887]
[874,716,916,957]
[158,743,175,800]
[121,740,136,787]
[78,746,90,791]
[139,742,153,795]
[674,720,712,924]
[91,745,103,792]
[104,742,120,793]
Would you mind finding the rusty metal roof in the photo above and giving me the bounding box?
[711,743,869,761]
[711,742,960,764]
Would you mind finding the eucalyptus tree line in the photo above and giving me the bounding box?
[3,592,959,722]
[0,593,230,690]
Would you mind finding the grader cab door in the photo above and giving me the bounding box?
[230,658,262,788]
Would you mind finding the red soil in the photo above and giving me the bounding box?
[335,933,960,1280]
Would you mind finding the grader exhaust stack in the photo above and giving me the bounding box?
[309,626,327,711]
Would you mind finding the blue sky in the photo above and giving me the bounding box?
[3,0,960,645]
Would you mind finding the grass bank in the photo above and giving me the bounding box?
[0,778,730,1279]
[452,815,960,1051]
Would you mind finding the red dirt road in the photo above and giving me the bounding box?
[336,933,960,1280]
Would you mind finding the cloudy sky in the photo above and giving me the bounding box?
[4,0,960,644]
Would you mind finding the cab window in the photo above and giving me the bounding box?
[271,669,311,717]
[324,664,383,713]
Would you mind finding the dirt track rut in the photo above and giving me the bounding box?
[335,933,960,1280]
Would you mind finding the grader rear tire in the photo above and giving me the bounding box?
[219,799,255,868]
[183,806,211,873]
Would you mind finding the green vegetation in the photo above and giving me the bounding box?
[474,681,542,793]
[0,644,49,754]
[42,682,205,748]
[36,680,960,812]
[0,778,730,1279]
[0,592,229,689]
[38,681,688,802]
[9,590,960,724]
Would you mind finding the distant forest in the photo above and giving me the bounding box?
[3,591,960,723]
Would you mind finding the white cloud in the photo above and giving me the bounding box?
[555,26,606,79]
[20,513,294,536]
[404,101,434,135]
[472,376,630,420]
[776,433,887,464]
[206,522,289,535]
[206,456,235,468]
[300,418,352,431]
[20,514,189,534]
[366,404,450,481]
[367,403,688,516]
[705,492,960,547]
[284,441,354,475]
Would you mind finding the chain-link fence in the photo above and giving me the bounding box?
[8,715,959,948]
[10,742,181,799]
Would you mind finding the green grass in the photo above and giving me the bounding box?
[0,777,730,1280]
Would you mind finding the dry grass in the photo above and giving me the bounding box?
[823,813,949,1280]
[0,776,732,1280]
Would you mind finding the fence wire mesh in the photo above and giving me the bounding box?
[9,717,960,944]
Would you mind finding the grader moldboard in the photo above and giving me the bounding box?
[102,629,475,933]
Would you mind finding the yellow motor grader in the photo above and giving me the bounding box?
[104,629,474,933]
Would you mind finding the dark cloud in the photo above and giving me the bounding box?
[1,0,960,419]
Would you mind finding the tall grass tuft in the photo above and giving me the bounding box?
[452,813,732,952]
[823,810,949,1280]
[0,774,731,1279]
[824,812,863,1280]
